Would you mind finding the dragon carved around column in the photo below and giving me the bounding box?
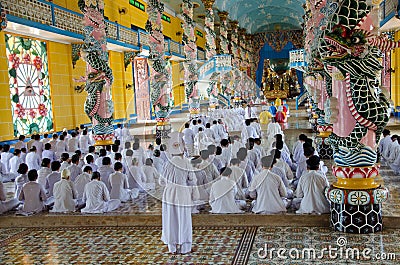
[77,0,114,145]
[319,0,399,167]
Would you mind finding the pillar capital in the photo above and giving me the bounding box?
[238,28,247,36]
[218,11,229,21]
[245,34,252,42]
[229,20,239,30]
[201,0,215,9]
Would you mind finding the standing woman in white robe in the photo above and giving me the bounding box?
[160,132,195,254]
[51,168,78,212]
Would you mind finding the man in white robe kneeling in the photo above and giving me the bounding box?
[81,172,121,214]
[109,162,138,202]
[248,152,289,214]
[292,155,330,214]
[51,168,78,213]
[209,167,245,214]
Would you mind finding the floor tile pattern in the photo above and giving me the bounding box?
[0,226,246,265]
[248,226,400,265]
[1,226,399,264]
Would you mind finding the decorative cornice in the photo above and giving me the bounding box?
[201,0,215,10]
[229,20,239,30]
[217,11,229,21]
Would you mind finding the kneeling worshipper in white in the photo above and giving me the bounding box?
[14,163,29,200]
[141,158,160,191]
[127,156,147,192]
[292,155,330,214]
[229,158,248,200]
[248,153,289,214]
[51,168,78,213]
[271,149,294,199]
[190,156,210,211]
[37,158,52,189]
[18,169,47,214]
[81,172,121,214]
[74,166,93,201]
[159,132,196,254]
[109,162,138,202]
[209,167,245,214]
[0,176,20,214]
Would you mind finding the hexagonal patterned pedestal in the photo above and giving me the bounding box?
[156,124,171,140]
[330,203,383,234]
[316,137,333,159]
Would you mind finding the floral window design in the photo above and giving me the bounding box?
[5,34,53,137]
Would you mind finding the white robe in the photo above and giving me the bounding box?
[127,165,146,190]
[142,165,159,190]
[81,180,121,214]
[79,135,90,153]
[0,181,19,214]
[46,172,61,197]
[379,135,392,164]
[67,164,82,182]
[14,174,28,200]
[230,165,248,200]
[248,169,287,214]
[294,170,330,214]
[51,179,77,212]
[25,152,41,171]
[37,167,52,188]
[98,165,114,192]
[160,156,194,254]
[109,172,133,202]
[9,156,22,175]
[42,150,56,162]
[19,181,47,213]
[209,177,243,214]
[74,172,91,200]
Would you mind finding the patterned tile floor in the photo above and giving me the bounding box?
[248,226,400,265]
[0,226,246,264]
[0,226,398,264]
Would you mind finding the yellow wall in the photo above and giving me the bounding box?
[392,31,400,111]
[52,0,81,13]
[124,61,136,119]
[0,32,14,141]
[47,42,76,131]
[171,61,185,107]
[109,51,128,120]
[71,58,91,126]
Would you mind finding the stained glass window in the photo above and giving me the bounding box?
[5,34,53,137]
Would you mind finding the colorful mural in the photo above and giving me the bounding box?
[5,34,53,137]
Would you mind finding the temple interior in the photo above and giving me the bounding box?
[1,0,400,264]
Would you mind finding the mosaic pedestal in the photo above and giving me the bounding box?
[316,125,333,159]
[155,118,171,140]
[325,165,388,234]
[316,136,333,159]
[189,97,200,117]
[93,133,114,146]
